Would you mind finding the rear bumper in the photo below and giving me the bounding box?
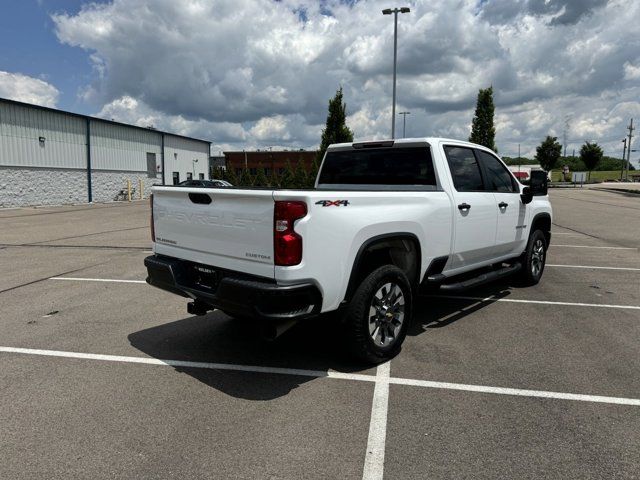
[144,255,322,321]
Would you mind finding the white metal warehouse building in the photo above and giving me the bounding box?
[0,98,211,207]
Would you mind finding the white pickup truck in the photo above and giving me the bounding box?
[145,138,552,362]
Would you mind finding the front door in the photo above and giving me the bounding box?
[443,145,498,270]
[475,149,528,258]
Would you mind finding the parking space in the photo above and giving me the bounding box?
[1,188,639,479]
[385,387,640,480]
[1,354,371,480]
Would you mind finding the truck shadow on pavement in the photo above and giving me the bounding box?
[128,312,365,401]
[411,287,514,334]
[129,281,519,400]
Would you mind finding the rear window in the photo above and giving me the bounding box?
[317,147,437,188]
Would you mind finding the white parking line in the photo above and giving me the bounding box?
[0,346,374,382]
[389,378,640,406]
[552,245,637,250]
[50,277,147,284]
[362,362,390,480]
[429,295,640,311]
[2,347,640,407]
[48,275,640,304]
[547,264,640,271]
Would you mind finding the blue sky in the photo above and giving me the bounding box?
[0,0,638,161]
[0,0,103,113]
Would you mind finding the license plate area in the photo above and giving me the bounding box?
[186,263,221,292]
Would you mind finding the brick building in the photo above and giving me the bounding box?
[224,150,317,176]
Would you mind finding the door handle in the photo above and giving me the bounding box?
[498,202,508,209]
[457,203,471,211]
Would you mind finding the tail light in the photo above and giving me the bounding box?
[150,194,155,242]
[274,201,307,266]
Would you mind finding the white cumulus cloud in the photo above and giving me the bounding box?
[0,71,59,107]
[51,0,640,159]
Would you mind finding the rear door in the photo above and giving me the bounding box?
[152,187,275,279]
[475,149,528,258]
[443,145,497,270]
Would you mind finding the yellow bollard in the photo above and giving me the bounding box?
[139,179,143,199]
[127,179,131,202]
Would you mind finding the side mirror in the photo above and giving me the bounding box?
[520,186,533,204]
[530,170,548,196]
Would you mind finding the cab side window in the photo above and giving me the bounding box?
[443,146,484,192]
[476,150,516,193]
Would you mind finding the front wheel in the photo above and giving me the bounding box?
[345,265,412,363]
[518,229,548,286]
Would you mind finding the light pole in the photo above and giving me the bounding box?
[398,111,410,138]
[620,139,627,181]
[382,7,410,139]
[518,143,521,174]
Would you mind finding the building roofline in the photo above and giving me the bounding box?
[0,97,211,146]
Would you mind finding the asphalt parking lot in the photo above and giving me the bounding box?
[1,188,639,480]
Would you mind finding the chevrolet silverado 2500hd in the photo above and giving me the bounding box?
[145,138,552,362]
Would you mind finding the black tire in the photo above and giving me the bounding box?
[345,265,412,363]
[518,229,548,286]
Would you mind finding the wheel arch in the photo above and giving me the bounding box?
[530,212,552,245]
[343,233,421,304]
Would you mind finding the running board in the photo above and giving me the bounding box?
[438,263,522,292]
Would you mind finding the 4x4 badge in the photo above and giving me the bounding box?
[315,200,350,207]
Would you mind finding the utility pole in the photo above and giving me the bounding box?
[382,7,410,139]
[398,111,410,138]
[518,144,521,173]
[625,119,634,181]
[562,115,570,158]
[620,138,627,181]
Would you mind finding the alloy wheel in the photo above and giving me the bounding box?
[531,238,545,277]
[368,282,405,347]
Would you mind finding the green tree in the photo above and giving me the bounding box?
[535,136,562,172]
[293,160,308,188]
[307,158,320,188]
[268,168,280,188]
[580,141,604,181]
[501,156,535,166]
[279,160,295,188]
[317,87,354,162]
[253,163,268,187]
[469,86,497,152]
[224,167,238,186]
[238,167,254,187]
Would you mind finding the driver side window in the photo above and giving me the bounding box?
[475,150,517,193]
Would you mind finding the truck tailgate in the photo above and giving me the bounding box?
[151,187,275,279]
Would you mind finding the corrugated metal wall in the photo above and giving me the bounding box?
[0,101,86,169]
[90,121,162,172]
[164,135,210,181]
[0,100,211,191]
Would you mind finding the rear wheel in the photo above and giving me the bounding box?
[345,265,412,363]
[518,229,547,286]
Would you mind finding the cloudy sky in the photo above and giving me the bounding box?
[1,0,639,162]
